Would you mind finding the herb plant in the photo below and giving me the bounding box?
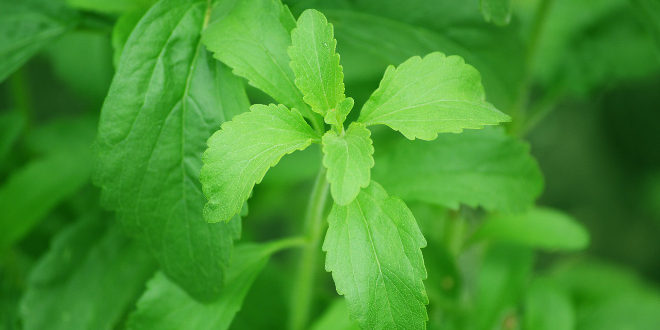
[2,0,660,329]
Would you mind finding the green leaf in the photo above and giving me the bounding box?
[373,127,543,212]
[111,9,146,68]
[202,0,317,124]
[632,0,660,51]
[94,0,248,302]
[0,153,91,251]
[523,279,575,330]
[289,9,346,117]
[532,0,660,95]
[324,97,354,127]
[323,181,428,329]
[66,0,155,13]
[474,207,590,251]
[201,104,318,223]
[0,111,26,162]
[358,52,509,140]
[322,123,374,205]
[326,10,525,111]
[470,243,533,330]
[127,239,299,330]
[310,300,359,330]
[480,0,512,26]
[0,0,77,82]
[20,216,156,330]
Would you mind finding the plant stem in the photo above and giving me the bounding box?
[289,167,330,330]
[509,0,554,135]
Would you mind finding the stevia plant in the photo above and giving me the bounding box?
[15,0,660,328]
[198,6,509,329]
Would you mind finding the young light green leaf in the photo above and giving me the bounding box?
[202,0,317,124]
[322,122,374,205]
[21,216,156,330]
[324,97,354,127]
[358,52,509,140]
[310,300,359,330]
[524,279,575,330]
[0,0,77,82]
[480,0,512,26]
[373,127,543,212]
[474,207,590,251]
[95,0,247,302]
[289,9,346,117]
[201,104,318,223]
[127,239,299,330]
[323,181,428,329]
[0,152,91,251]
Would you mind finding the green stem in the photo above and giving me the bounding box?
[289,167,330,330]
[509,0,554,135]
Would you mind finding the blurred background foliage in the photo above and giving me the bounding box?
[1,0,660,329]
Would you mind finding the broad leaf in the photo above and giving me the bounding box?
[95,0,248,302]
[0,0,77,82]
[127,240,298,330]
[202,0,317,124]
[322,123,374,205]
[289,9,346,117]
[201,104,318,223]
[0,153,91,251]
[358,52,509,140]
[480,0,512,25]
[474,207,590,251]
[373,127,543,212]
[21,216,156,330]
[323,181,428,329]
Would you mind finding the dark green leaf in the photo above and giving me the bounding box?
[0,153,91,251]
[20,216,156,330]
[128,239,300,330]
[0,0,77,82]
[374,127,543,212]
[95,0,248,301]
[66,0,155,13]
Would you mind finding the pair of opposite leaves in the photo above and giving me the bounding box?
[200,9,509,224]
